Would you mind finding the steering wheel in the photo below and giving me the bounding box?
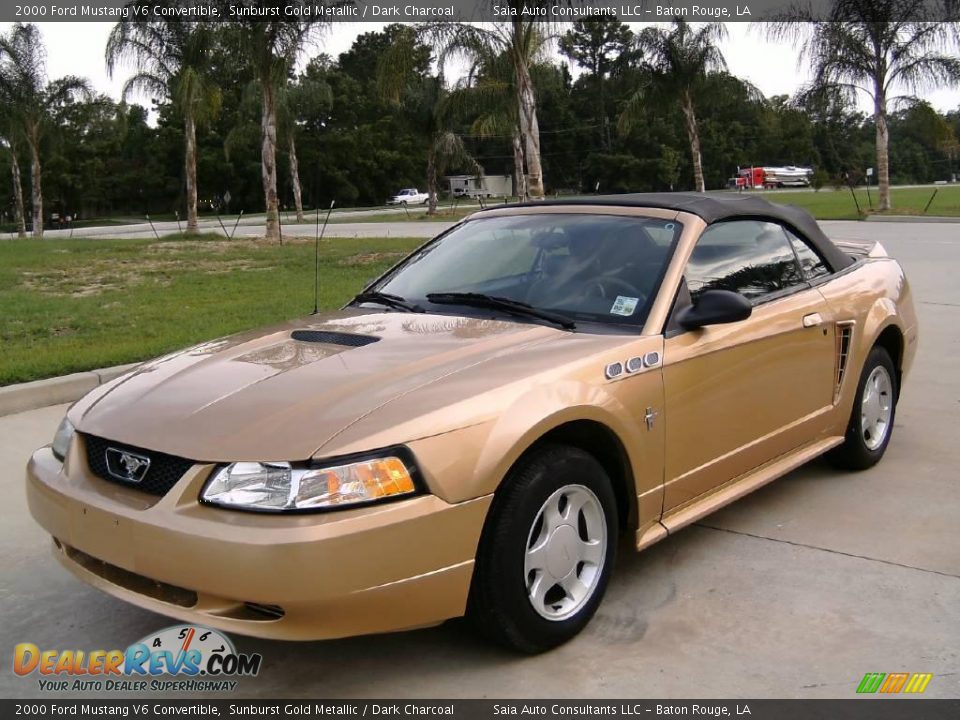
[582,274,645,303]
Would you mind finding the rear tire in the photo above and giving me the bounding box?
[468,444,617,654]
[828,345,898,470]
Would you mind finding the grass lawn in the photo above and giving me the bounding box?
[747,185,960,220]
[0,233,424,386]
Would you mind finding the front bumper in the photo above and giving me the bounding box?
[26,440,491,641]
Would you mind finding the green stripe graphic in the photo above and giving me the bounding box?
[857,673,886,693]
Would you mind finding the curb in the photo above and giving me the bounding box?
[864,215,960,223]
[0,363,139,418]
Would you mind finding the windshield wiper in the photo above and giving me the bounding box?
[426,292,576,330]
[351,291,424,313]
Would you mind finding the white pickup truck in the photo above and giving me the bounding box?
[387,188,430,205]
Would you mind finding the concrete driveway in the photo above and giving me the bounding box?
[1,221,957,699]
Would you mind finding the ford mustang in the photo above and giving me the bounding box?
[26,193,917,653]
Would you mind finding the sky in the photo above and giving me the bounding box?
[3,22,959,115]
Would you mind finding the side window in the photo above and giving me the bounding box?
[784,228,831,281]
[685,220,805,302]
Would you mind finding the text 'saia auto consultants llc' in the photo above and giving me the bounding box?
[13,625,262,693]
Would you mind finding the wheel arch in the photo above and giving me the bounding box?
[511,419,638,533]
[873,324,904,398]
[405,378,659,534]
[856,295,907,399]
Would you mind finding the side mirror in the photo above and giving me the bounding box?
[676,289,752,330]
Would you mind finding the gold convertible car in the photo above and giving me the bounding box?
[27,194,917,653]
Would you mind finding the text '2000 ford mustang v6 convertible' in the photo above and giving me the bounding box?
[27,193,917,653]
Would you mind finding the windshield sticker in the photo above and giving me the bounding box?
[610,296,639,316]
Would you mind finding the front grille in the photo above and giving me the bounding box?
[83,434,196,496]
[291,330,379,347]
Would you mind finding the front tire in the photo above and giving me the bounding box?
[468,445,617,653]
[828,345,898,470]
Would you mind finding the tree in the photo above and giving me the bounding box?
[379,26,478,214]
[235,15,321,241]
[797,85,870,180]
[106,20,221,231]
[618,19,728,193]
[766,2,960,210]
[0,103,27,238]
[225,74,331,225]
[0,23,90,238]
[559,15,634,149]
[430,18,550,197]
[887,100,958,183]
[283,75,332,223]
[752,95,815,167]
[295,42,426,207]
[445,44,531,198]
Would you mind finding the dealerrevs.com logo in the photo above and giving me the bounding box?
[14,625,262,692]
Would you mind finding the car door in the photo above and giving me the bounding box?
[661,219,837,512]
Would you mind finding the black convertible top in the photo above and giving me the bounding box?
[503,192,854,272]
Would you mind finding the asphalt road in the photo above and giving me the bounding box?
[21,204,475,241]
[1,221,957,700]
[39,220,447,241]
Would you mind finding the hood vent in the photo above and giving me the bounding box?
[291,330,379,347]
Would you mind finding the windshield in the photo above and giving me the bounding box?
[371,213,680,328]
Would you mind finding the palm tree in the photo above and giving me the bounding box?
[429,19,549,198]
[283,75,332,223]
[0,105,27,238]
[224,73,331,225]
[0,23,90,238]
[236,17,322,242]
[618,19,727,193]
[378,27,479,215]
[767,2,960,211]
[444,46,538,199]
[106,20,220,232]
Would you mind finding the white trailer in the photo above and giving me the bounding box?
[447,174,513,198]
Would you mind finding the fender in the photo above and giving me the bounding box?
[477,381,652,496]
[410,374,664,534]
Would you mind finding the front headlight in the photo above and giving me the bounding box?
[200,451,419,512]
[51,417,76,462]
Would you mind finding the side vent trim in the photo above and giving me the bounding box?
[291,330,379,347]
[834,321,855,403]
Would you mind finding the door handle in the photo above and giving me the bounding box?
[802,313,823,328]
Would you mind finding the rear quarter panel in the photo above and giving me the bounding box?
[816,256,918,434]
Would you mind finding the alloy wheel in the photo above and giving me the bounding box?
[523,484,607,621]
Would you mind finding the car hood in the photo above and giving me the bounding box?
[71,310,555,462]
